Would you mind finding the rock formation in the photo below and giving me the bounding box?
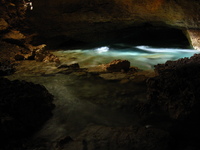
[146,53,200,149]
[28,0,200,49]
[1,0,200,49]
[0,0,60,66]
[0,77,55,149]
[102,59,130,72]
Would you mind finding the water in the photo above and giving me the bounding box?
[6,44,200,149]
[7,69,145,143]
[53,44,200,70]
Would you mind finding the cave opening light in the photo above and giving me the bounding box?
[95,46,109,53]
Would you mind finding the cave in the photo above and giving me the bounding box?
[49,24,191,49]
[1,0,200,150]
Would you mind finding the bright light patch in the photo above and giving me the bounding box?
[23,0,33,10]
[95,46,109,53]
[135,45,197,53]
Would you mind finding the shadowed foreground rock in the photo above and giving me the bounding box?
[147,54,200,119]
[147,53,200,149]
[57,125,169,150]
[0,61,16,76]
[0,78,55,149]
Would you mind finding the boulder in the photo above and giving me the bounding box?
[14,54,25,61]
[147,54,200,119]
[35,48,60,63]
[146,53,200,149]
[0,78,55,149]
[104,59,130,72]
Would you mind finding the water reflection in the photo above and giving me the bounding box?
[54,44,200,70]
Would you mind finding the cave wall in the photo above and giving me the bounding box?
[28,0,200,49]
[0,0,200,49]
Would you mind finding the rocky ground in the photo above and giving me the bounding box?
[1,53,200,150]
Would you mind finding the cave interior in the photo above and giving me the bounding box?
[1,0,200,150]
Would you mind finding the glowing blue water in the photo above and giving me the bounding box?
[55,45,200,70]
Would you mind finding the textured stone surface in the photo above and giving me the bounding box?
[35,48,60,63]
[185,29,200,50]
[28,0,200,48]
[146,53,200,149]
[103,59,130,72]
[1,0,200,49]
[147,53,200,119]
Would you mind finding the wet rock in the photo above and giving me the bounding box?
[146,53,200,149]
[43,53,60,63]
[0,78,55,149]
[0,18,9,31]
[0,60,16,76]
[26,44,47,52]
[104,59,130,72]
[23,50,36,60]
[68,63,80,69]
[58,63,80,69]
[35,48,60,63]
[57,64,69,69]
[99,72,128,80]
[57,63,81,76]
[147,54,200,119]
[130,70,155,83]
[18,44,47,60]
[60,125,169,150]
[14,54,25,61]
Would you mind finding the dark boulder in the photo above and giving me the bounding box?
[146,54,200,149]
[14,54,25,61]
[0,78,55,149]
[0,60,16,76]
[147,54,200,119]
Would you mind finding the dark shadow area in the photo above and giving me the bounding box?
[115,24,190,48]
[44,24,191,50]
